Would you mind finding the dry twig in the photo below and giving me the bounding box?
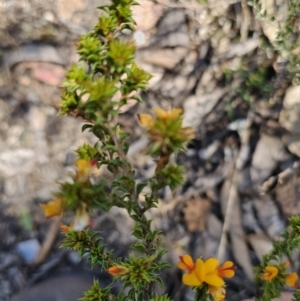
[32,216,61,266]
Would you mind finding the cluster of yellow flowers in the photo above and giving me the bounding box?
[178,254,236,301]
[40,159,96,230]
[138,108,194,171]
[262,262,299,288]
[138,108,194,142]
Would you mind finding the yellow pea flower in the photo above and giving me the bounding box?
[182,258,205,286]
[218,261,236,278]
[262,266,278,281]
[40,197,64,218]
[209,285,226,301]
[179,255,234,287]
[178,254,195,271]
[203,258,225,287]
[285,272,298,288]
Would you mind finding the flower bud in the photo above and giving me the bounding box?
[107,266,129,276]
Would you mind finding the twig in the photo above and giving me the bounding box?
[32,216,61,266]
[260,161,300,194]
[217,112,253,261]
[217,156,238,261]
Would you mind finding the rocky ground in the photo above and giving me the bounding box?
[1,0,300,300]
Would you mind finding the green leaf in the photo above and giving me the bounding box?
[102,144,118,152]
[158,261,172,269]
[136,182,147,195]
[131,242,146,253]
[132,226,144,239]
[155,277,163,288]
[82,124,93,132]
[156,249,168,261]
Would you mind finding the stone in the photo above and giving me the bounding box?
[243,292,294,301]
[16,239,41,264]
[253,196,284,238]
[247,233,274,261]
[153,9,189,47]
[250,134,290,187]
[0,253,15,270]
[8,274,96,301]
[183,89,226,127]
[141,47,187,69]
[3,44,67,70]
[0,149,35,177]
[132,0,164,32]
[282,134,300,157]
[279,85,300,134]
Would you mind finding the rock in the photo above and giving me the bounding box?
[3,44,67,70]
[247,233,274,261]
[198,140,222,163]
[253,196,284,238]
[0,277,11,301]
[7,267,26,292]
[242,201,262,234]
[282,134,300,157]
[219,38,259,59]
[16,239,41,264]
[258,0,288,47]
[243,292,294,301]
[250,134,290,187]
[132,0,164,32]
[8,274,96,301]
[279,85,300,134]
[0,253,15,270]
[275,175,300,217]
[56,0,86,21]
[153,9,189,47]
[18,62,65,86]
[0,149,35,177]
[141,47,188,69]
[67,251,81,265]
[183,89,226,127]
[227,118,248,134]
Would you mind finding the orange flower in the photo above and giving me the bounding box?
[60,225,70,233]
[178,254,195,271]
[40,197,64,218]
[107,266,129,276]
[285,272,298,288]
[262,266,278,281]
[218,261,236,278]
[209,285,226,301]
